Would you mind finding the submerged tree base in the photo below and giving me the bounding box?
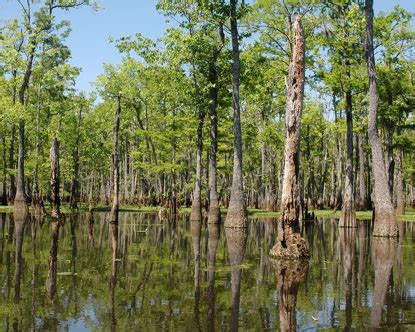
[270,232,310,260]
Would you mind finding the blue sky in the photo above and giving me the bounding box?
[1,0,414,93]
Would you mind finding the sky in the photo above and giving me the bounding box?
[1,0,414,93]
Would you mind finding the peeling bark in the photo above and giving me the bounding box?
[50,137,61,219]
[269,16,309,260]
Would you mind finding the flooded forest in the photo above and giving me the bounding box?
[0,0,415,331]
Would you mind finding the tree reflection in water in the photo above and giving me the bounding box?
[370,237,397,328]
[46,220,60,302]
[109,221,119,332]
[273,259,308,332]
[207,222,220,331]
[225,227,247,332]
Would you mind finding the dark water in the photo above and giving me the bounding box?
[0,212,414,331]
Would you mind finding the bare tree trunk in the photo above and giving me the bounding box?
[364,0,398,237]
[225,0,247,228]
[395,148,405,215]
[269,16,309,259]
[110,95,121,224]
[339,91,356,228]
[190,110,205,221]
[50,137,61,219]
[14,40,36,211]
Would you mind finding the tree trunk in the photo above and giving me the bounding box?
[9,125,16,203]
[14,39,36,211]
[70,108,82,210]
[225,0,247,228]
[339,91,356,228]
[357,133,368,210]
[1,134,7,206]
[14,120,26,210]
[364,0,398,237]
[190,110,205,221]
[208,54,220,223]
[50,137,61,219]
[395,148,405,215]
[269,16,309,259]
[110,95,121,224]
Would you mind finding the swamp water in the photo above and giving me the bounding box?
[0,212,414,331]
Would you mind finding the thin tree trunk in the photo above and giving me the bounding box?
[14,39,36,210]
[110,95,121,224]
[364,0,398,237]
[225,0,247,228]
[395,148,405,215]
[9,124,16,202]
[190,110,205,221]
[208,46,221,223]
[269,16,309,259]
[1,134,7,205]
[339,91,356,228]
[357,133,368,210]
[70,108,82,209]
[50,137,61,219]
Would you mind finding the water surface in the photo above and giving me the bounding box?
[0,212,414,331]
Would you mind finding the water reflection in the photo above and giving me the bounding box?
[370,237,397,328]
[273,259,308,332]
[191,221,201,329]
[0,213,414,330]
[14,210,27,303]
[46,220,60,301]
[109,222,119,332]
[207,222,220,331]
[225,227,247,332]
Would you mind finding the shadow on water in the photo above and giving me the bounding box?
[0,213,415,330]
